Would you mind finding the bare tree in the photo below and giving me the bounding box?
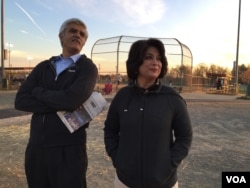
[240,68,250,84]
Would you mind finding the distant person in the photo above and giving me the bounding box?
[106,75,112,84]
[104,38,193,188]
[116,73,122,89]
[169,80,173,87]
[103,75,113,94]
[217,78,222,90]
[15,18,98,188]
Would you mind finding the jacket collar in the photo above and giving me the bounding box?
[130,79,162,94]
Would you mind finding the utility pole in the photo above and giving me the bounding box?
[1,0,5,87]
[235,0,241,95]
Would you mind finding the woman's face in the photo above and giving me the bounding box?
[137,46,162,82]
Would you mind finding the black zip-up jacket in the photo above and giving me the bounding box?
[104,82,192,188]
[15,55,98,147]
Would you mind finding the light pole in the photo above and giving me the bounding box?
[6,43,13,68]
[1,0,5,87]
[6,43,13,82]
[27,56,33,68]
[98,64,101,81]
[235,0,241,95]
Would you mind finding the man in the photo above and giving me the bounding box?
[15,18,98,188]
[116,73,122,89]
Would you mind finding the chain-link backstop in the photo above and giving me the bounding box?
[91,35,193,90]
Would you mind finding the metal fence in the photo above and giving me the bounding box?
[91,35,193,88]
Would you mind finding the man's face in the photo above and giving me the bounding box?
[59,23,88,57]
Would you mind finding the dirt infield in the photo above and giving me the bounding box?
[0,91,249,188]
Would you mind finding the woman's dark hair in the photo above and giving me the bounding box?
[126,38,168,80]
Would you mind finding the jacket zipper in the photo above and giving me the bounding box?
[140,94,146,187]
[42,114,46,142]
[49,60,58,81]
[49,60,76,81]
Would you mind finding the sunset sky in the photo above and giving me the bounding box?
[1,0,250,73]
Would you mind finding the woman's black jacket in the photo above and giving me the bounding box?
[104,82,192,188]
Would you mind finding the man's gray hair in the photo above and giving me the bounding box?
[59,18,88,37]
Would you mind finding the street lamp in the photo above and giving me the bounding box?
[27,56,33,68]
[6,42,13,67]
[5,43,13,83]
[235,0,241,95]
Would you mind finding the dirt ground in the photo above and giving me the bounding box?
[0,90,249,188]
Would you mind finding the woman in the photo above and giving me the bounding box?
[104,38,192,188]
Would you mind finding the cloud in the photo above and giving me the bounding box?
[15,2,46,36]
[36,0,54,11]
[66,0,166,26]
[20,30,29,34]
[65,0,93,7]
[112,0,166,25]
